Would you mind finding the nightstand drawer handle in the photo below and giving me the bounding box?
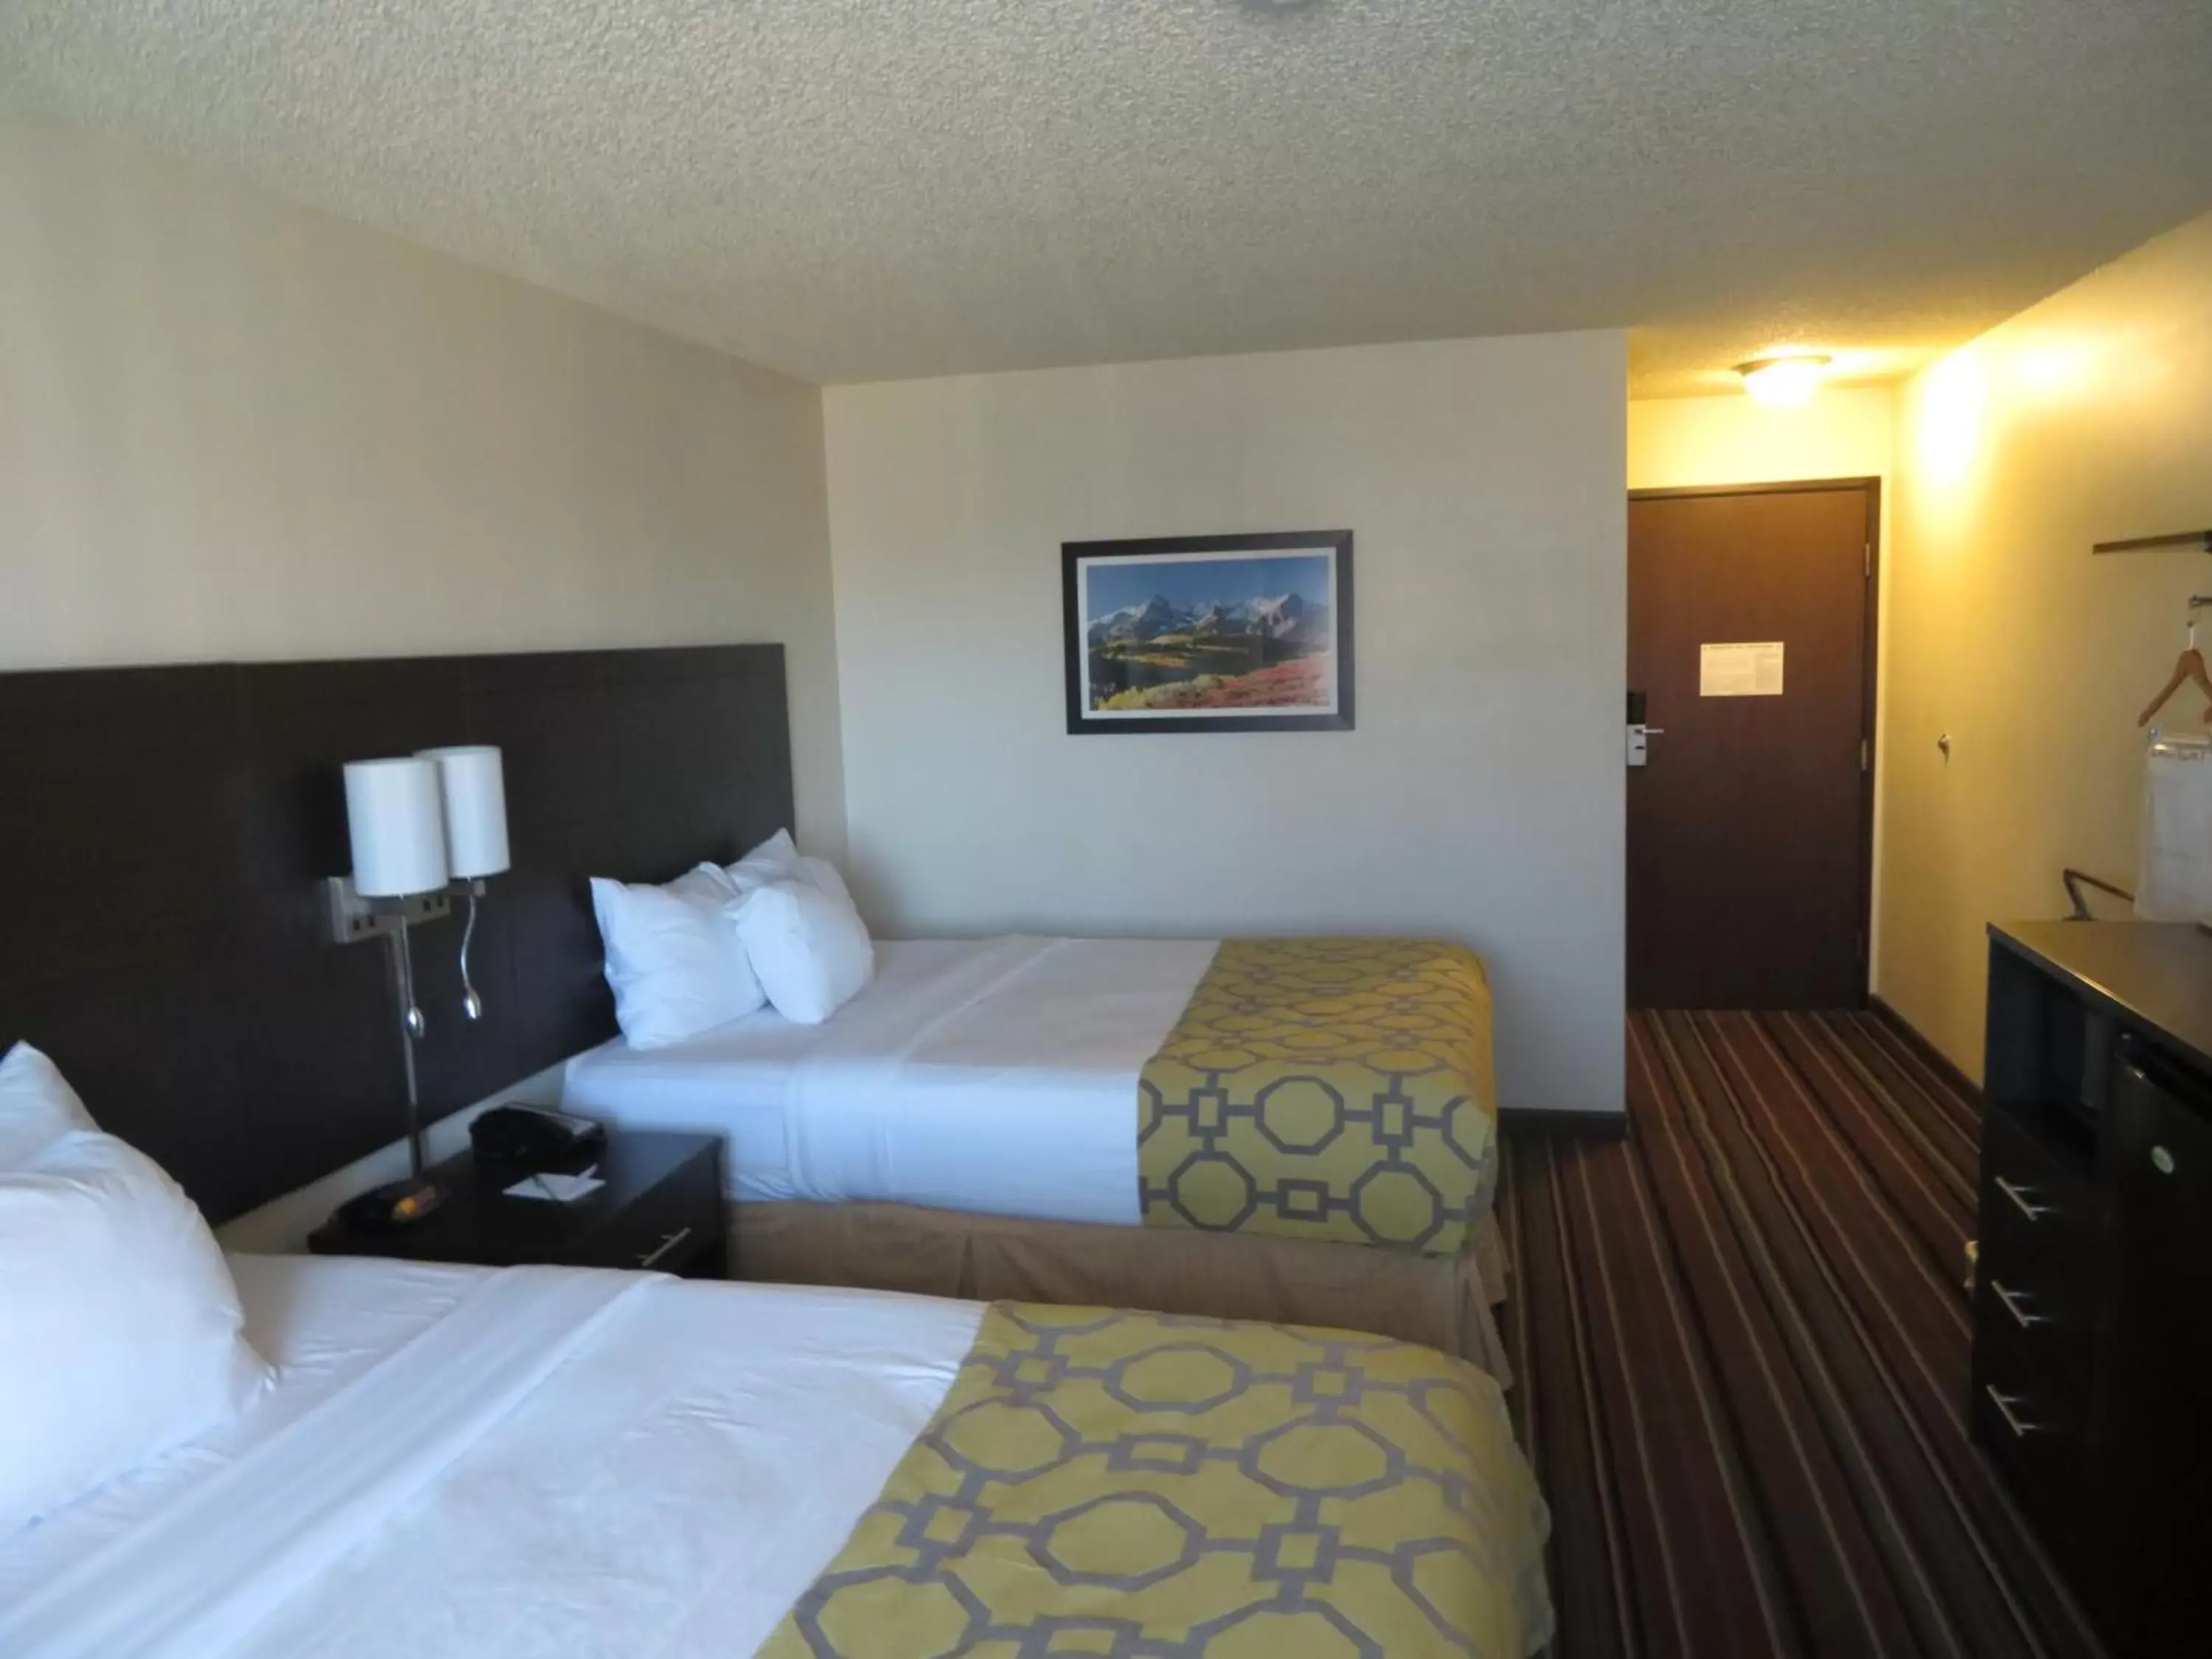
[637,1227,692,1270]
[1989,1279,2045,1329]
[1994,1178,2051,1221]
[1984,1385,2042,1439]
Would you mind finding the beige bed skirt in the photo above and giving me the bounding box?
[729,1197,1514,1384]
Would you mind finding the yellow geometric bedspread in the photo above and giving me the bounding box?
[1138,939,1498,1256]
[757,1303,1553,1659]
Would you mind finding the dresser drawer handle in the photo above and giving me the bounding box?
[1989,1279,2045,1329]
[1985,1385,2042,1439]
[1994,1178,2051,1221]
[636,1227,692,1270]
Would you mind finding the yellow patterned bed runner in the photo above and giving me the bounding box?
[1138,939,1498,1256]
[757,1303,1553,1659]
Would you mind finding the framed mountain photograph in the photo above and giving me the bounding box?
[1062,530,1354,735]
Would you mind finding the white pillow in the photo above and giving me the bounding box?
[0,1042,97,1168]
[793,854,857,911]
[731,878,875,1025]
[724,828,801,895]
[591,863,765,1049]
[0,1129,271,1534]
[725,830,858,913]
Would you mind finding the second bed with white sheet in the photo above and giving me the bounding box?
[562,935,1219,1226]
[560,932,1517,1378]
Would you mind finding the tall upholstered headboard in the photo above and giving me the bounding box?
[0,644,793,1223]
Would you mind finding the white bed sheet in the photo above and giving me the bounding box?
[0,1253,982,1659]
[560,935,1219,1226]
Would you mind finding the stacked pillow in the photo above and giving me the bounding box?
[721,832,876,1027]
[591,863,766,1048]
[0,1043,272,1536]
[591,830,874,1045]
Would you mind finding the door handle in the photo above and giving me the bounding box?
[1644,727,1666,736]
[1984,1385,2042,1438]
[1989,1279,2045,1329]
[636,1226,692,1270]
[1994,1177,2050,1220]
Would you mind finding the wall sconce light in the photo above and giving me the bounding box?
[324,745,509,1227]
[417,745,511,1021]
[1736,354,1832,408]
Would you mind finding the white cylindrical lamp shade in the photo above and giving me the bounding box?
[343,757,450,897]
[417,745,509,879]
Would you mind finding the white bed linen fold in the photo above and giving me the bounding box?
[561,935,1220,1225]
[2,1266,641,1658]
[0,1255,489,1617]
[0,1256,984,1659]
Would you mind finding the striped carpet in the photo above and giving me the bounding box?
[1497,1010,2105,1659]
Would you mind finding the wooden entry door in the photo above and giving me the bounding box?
[1627,483,1877,1009]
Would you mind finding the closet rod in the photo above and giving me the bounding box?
[2062,868,2135,919]
[2093,529,2212,554]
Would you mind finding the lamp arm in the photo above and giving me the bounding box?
[387,921,428,1178]
[458,884,485,1022]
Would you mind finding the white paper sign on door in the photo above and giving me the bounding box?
[1700,641,1785,697]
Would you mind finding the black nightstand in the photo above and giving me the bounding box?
[309,1128,728,1279]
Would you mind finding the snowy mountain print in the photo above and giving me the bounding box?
[1074,546,1344,720]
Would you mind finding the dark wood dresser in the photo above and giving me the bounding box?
[1979,921,2212,1656]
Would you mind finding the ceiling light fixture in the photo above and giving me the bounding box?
[1736,355,1832,408]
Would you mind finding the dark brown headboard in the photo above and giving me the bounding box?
[0,644,792,1222]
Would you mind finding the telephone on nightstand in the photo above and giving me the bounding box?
[471,1105,607,1178]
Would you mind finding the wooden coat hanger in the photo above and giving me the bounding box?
[2137,597,2212,727]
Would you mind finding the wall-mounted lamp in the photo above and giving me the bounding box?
[324,745,509,1227]
[1736,354,1832,408]
[417,745,510,1021]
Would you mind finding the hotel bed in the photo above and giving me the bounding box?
[1,1253,1553,1658]
[561,933,1514,1375]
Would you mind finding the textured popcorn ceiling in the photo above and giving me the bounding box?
[3,1,2209,392]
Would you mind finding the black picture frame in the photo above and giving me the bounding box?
[1061,530,1355,736]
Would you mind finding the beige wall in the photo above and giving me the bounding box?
[1880,210,2212,1074]
[1628,386,1896,494]
[0,107,846,855]
[826,333,1629,1116]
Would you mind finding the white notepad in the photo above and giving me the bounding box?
[503,1169,605,1203]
